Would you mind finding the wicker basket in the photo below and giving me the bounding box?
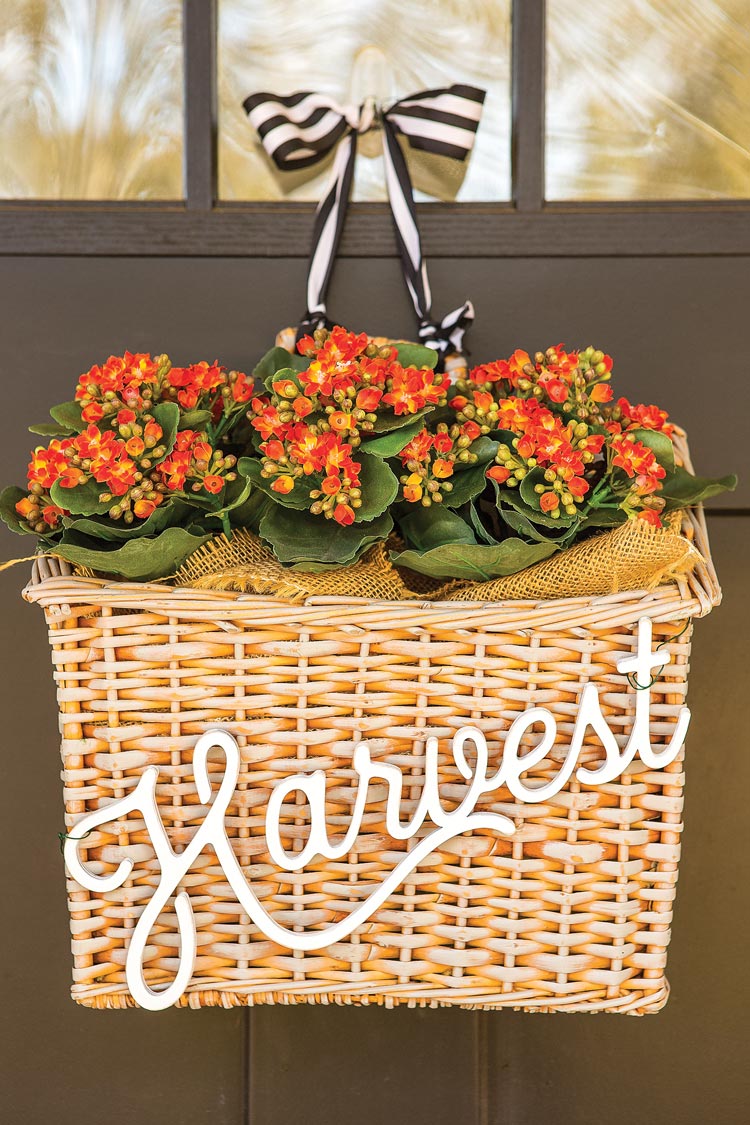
[25,453,719,1013]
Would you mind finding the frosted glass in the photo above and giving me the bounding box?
[0,0,183,200]
[546,0,750,200]
[218,0,511,202]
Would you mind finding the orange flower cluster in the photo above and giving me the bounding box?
[608,432,667,524]
[16,411,238,533]
[486,398,605,517]
[455,344,614,423]
[608,396,674,436]
[247,326,451,525]
[256,418,362,526]
[165,361,253,413]
[156,429,235,496]
[255,326,451,444]
[75,351,252,425]
[398,421,481,505]
[76,352,163,421]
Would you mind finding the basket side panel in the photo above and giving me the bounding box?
[45,597,693,1013]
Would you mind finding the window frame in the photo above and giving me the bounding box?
[0,0,748,257]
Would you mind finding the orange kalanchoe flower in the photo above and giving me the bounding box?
[167,361,224,410]
[615,397,673,435]
[398,422,479,506]
[27,439,73,490]
[76,351,161,416]
[259,419,363,524]
[610,433,666,489]
[382,363,449,415]
[250,396,288,441]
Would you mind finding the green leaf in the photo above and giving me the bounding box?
[178,408,213,429]
[465,436,499,466]
[50,477,110,516]
[630,428,675,474]
[362,418,426,458]
[371,405,435,434]
[62,499,187,542]
[392,343,438,370]
[210,475,252,517]
[353,452,399,520]
[226,489,270,531]
[53,527,211,581]
[399,504,477,552]
[498,499,563,545]
[49,401,86,433]
[237,457,312,510]
[0,485,34,535]
[659,466,737,508]
[28,421,74,437]
[151,401,180,456]
[443,462,491,508]
[464,501,498,545]
[253,346,309,381]
[259,505,393,566]
[391,538,558,583]
[578,508,628,530]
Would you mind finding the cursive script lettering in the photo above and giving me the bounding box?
[64,616,689,1009]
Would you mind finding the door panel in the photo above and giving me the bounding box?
[0,256,746,1124]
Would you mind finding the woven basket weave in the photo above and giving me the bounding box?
[24,439,719,1014]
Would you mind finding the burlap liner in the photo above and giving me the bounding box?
[173,513,699,603]
[175,531,414,601]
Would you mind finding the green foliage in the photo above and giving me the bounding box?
[49,400,86,433]
[399,505,476,552]
[253,346,309,381]
[391,538,558,582]
[352,453,398,520]
[260,505,393,567]
[392,343,438,370]
[370,406,435,434]
[660,467,737,508]
[52,526,212,581]
[50,478,111,516]
[151,401,180,457]
[363,419,426,458]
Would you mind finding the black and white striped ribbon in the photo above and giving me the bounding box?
[244,85,485,359]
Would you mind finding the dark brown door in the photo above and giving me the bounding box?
[1,3,748,1123]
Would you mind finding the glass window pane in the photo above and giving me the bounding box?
[218,0,511,202]
[546,0,750,201]
[0,0,183,200]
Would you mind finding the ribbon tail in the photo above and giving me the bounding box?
[298,130,358,341]
[381,117,432,323]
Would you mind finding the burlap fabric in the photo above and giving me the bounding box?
[175,530,413,601]
[434,512,697,601]
[173,514,698,603]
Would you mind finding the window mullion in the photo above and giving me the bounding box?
[511,0,545,212]
[183,0,218,210]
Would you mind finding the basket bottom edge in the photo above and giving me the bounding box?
[71,982,670,1016]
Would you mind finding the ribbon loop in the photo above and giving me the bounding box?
[245,85,485,362]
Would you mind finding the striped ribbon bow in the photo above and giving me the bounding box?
[243,85,486,361]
